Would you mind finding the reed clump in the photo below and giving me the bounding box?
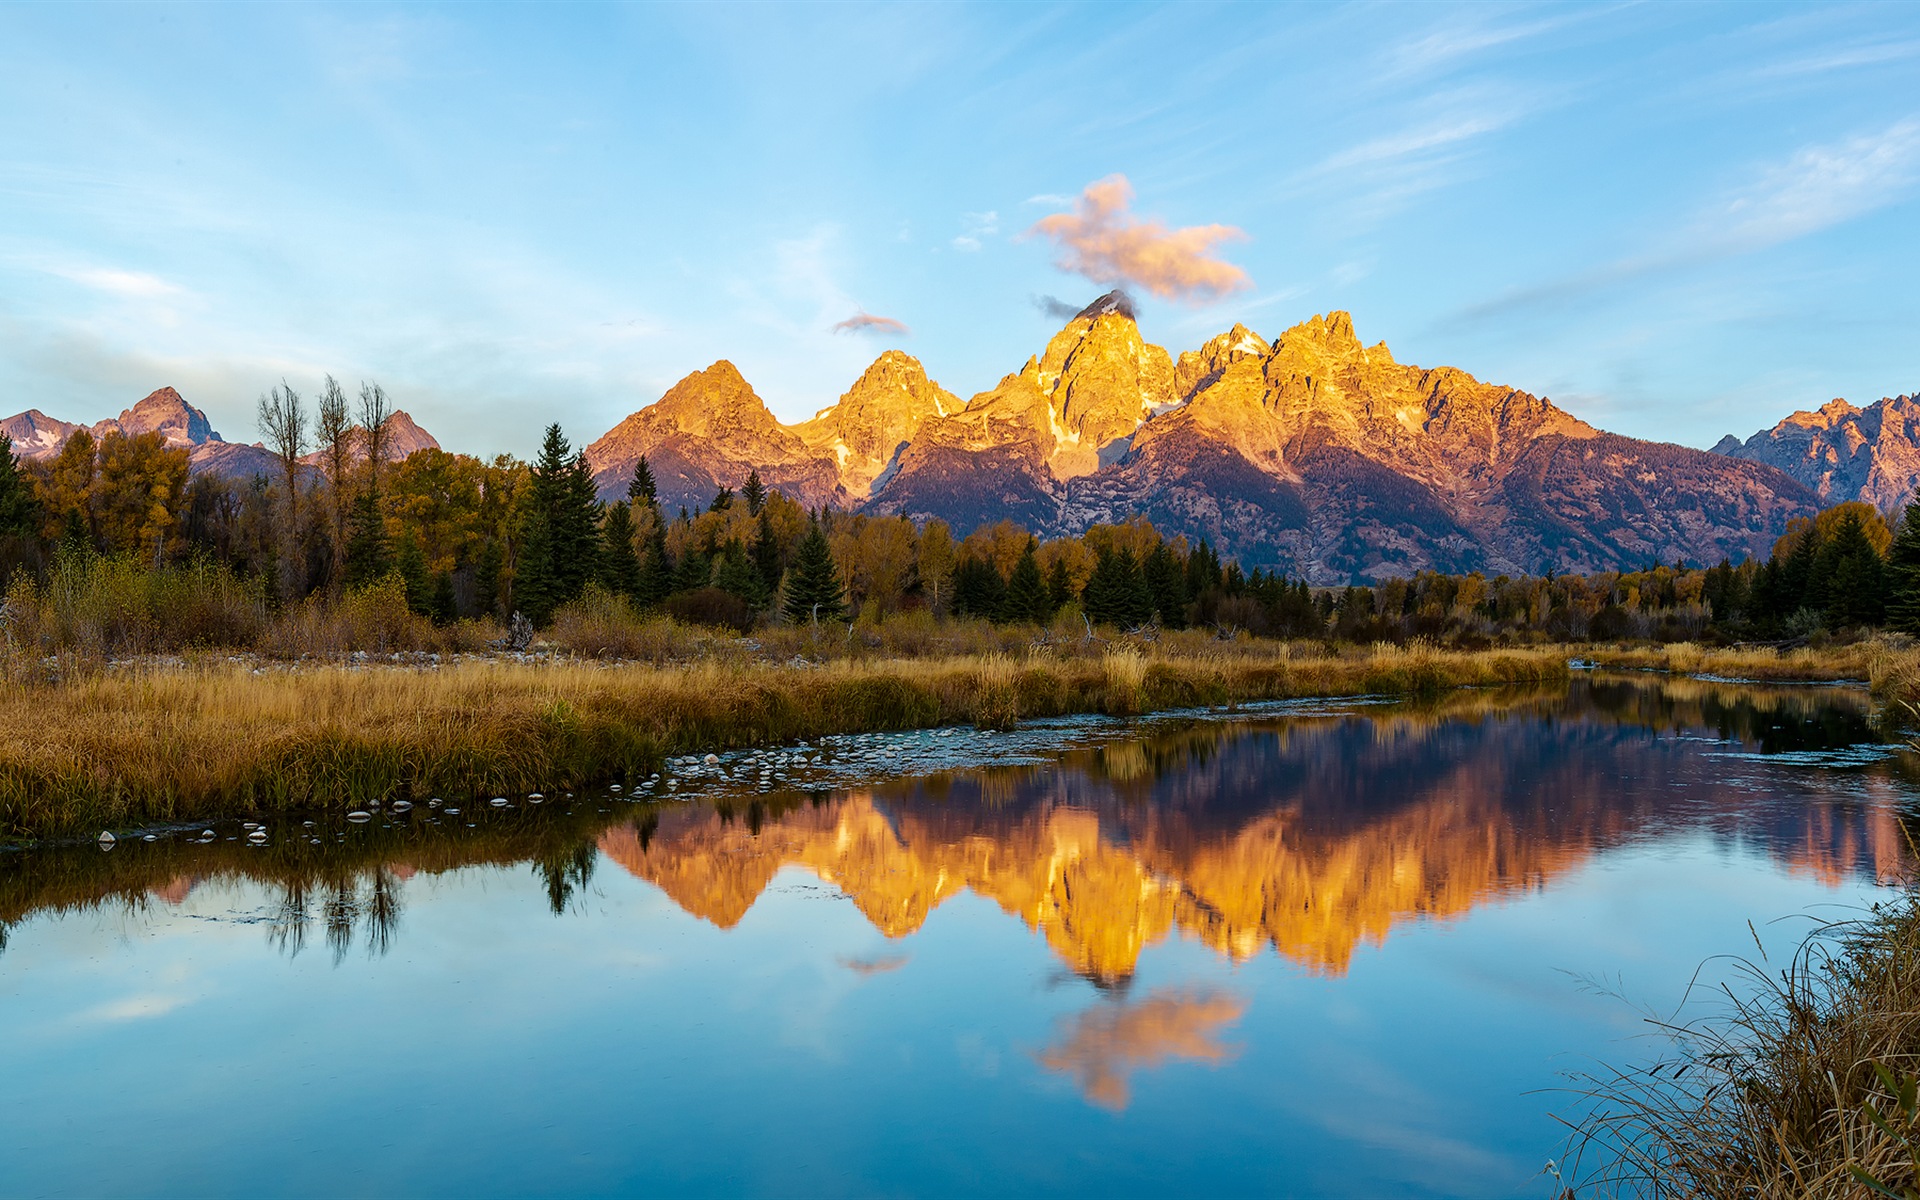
[1560,894,1920,1197]
[1595,639,1918,686]
[0,643,1568,837]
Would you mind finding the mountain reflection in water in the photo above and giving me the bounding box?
[2,675,1913,986]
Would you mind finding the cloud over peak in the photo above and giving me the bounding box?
[1027,175,1251,303]
[831,311,910,336]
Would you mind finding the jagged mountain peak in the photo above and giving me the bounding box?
[795,350,958,497]
[110,386,218,448]
[1721,390,1920,509]
[1073,289,1138,322]
[1274,310,1363,359]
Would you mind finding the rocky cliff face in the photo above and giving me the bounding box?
[583,361,850,512]
[1715,394,1920,512]
[861,307,1814,577]
[791,350,958,498]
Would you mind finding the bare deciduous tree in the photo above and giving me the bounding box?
[357,381,391,494]
[316,374,352,568]
[258,377,307,524]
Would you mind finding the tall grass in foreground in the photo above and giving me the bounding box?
[0,642,1566,837]
[1559,895,1920,1198]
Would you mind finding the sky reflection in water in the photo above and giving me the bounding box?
[1,675,1915,1198]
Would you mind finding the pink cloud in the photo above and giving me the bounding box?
[832,311,911,336]
[1028,175,1251,302]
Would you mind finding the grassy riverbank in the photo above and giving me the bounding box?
[1562,892,1920,1197]
[1590,640,1910,684]
[0,641,1567,838]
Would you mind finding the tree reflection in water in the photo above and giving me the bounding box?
[1,675,1915,977]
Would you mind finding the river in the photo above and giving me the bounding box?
[1,674,1912,1197]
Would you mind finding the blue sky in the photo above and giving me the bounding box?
[1,2,1916,458]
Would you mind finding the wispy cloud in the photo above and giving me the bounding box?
[951,210,999,253]
[831,311,910,336]
[1717,116,1920,245]
[42,264,184,299]
[1753,38,1920,78]
[1310,115,1512,176]
[1031,293,1083,321]
[1382,8,1604,80]
[1026,175,1250,302]
[1449,115,1920,324]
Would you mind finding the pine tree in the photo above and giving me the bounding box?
[1184,538,1223,599]
[710,485,734,513]
[428,571,457,625]
[1143,543,1188,628]
[600,501,643,598]
[782,518,846,623]
[713,539,768,609]
[752,508,783,599]
[395,532,431,613]
[516,425,602,624]
[0,434,39,537]
[343,487,390,590]
[1885,498,1920,633]
[628,456,657,507]
[951,557,1007,621]
[1083,549,1153,628]
[1046,556,1074,613]
[1818,511,1887,628]
[475,537,504,618]
[638,523,672,608]
[1004,542,1051,624]
[1779,522,1824,619]
[671,545,711,594]
[742,469,767,516]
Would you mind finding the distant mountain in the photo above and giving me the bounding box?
[1,388,440,483]
[1714,394,1920,512]
[586,298,1817,580]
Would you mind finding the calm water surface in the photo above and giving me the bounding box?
[2,675,1916,1198]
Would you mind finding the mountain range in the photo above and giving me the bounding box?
[9,301,1911,581]
[0,387,438,482]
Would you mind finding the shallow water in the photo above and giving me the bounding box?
[2,675,1915,1198]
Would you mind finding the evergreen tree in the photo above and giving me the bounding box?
[782,518,846,623]
[951,557,1007,621]
[671,545,711,594]
[515,425,602,624]
[1885,498,1920,633]
[428,571,457,625]
[742,469,767,516]
[713,539,768,609]
[0,434,39,537]
[600,501,643,598]
[342,488,390,590]
[1778,522,1824,618]
[1143,543,1188,628]
[627,456,657,507]
[710,485,734,513]
[474,537,504,618]
[1004,542,1051,624]
[1818,511,1887,628]
[1084,549,1153,628]
[637,522,672,609]
[395,532,431,614]
[1046,556,1074,614]
[1184,537,1223,599]
[752,509,783,599]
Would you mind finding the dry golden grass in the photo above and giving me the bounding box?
[1592,639,1920,687]
[0,641,1567,837]
[1562,895,1920,1198]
